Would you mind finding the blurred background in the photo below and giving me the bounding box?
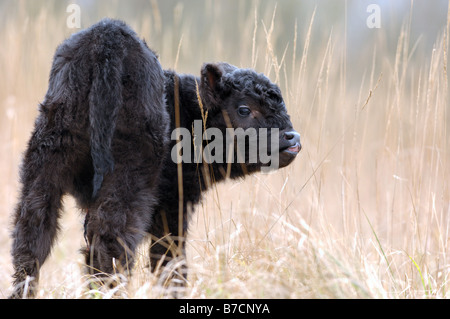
[0,0,448,298]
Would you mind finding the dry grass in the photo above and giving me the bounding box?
[0,1,449,298]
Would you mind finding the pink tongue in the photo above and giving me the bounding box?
[288,144,300,153]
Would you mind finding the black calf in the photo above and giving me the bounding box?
[10,18,301,298]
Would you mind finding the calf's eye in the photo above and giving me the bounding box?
[237,106,251,117]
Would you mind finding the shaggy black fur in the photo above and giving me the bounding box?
[10,19,301,298]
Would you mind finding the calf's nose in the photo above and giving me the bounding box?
[282,130,302,154]
[283,131,301,144]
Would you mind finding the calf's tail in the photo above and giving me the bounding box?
[88,45,124,198]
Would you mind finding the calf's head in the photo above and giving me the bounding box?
[199,62,301,172]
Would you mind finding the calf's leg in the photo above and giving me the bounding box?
[10,148,66,298]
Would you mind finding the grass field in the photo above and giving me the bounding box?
[0,0,449,298]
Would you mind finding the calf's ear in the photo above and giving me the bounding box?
[200,63,236,110]
[202,63,223,91]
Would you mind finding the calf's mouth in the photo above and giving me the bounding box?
[278,130,301,168]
